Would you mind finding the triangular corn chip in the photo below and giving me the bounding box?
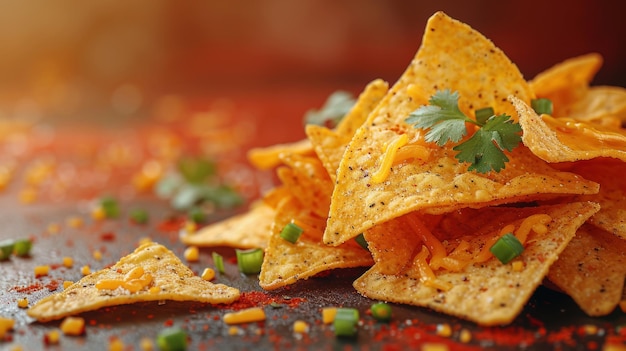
[259,195,372,290]
[529,53,603,117]
[512,96,626,162]
[247,138,313,170]
[548,223,626,316]
[354,201,599,326]
[323,12,598,246]
[27,242,240,322]
[181,202,273,248]
[306,79,388,180]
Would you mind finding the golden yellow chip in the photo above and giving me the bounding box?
[567,159,626,238]
[562,86,626,124]
[27,242,240,322]
[512,96,626,163]
[548,223,626,316]
[354,201,599,326]
[306,79,389,180]
[247,138,314,170]
[181,202,273,248]
[259,195,373,290]
[529,53,603,117]
[323,12,599,246]
[276,153,333,218]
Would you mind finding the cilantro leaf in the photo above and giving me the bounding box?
[405,89,473,146]
[304,91,356,128]
[453,114,521,173]
[405,89,523,173]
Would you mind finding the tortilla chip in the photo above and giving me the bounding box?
[306,79,389,180]
[181,202,273,248]
[247,138,314,170]
[354,201,600,326]
[27,242,240,322]
[548,223,626,316]
[529,53,603,117]
[564,86,626,124]
[567,159,626,238]
[276,153,333,218]
[323,12,599,246]
[259,195,373,290]
[512,96,626,163]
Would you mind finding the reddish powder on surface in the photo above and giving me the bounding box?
[45,280,60,291]
[100,232,116,241]
[12,283,44,293]
[157,218,186,233]
[221,291,305,311]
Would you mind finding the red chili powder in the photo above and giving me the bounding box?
[12,283,44,293]
[157,218,186,232]
[100,232,116,241]
[221,291,305,311]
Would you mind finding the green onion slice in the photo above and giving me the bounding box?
[235,248,264,275]
[212,252,225,274]
[130,209,149,224]
[354,233,368,250]
[280,222,304,244]
[0,239,15,260]
[370,302,392,322]
[489,233,524,264]
[475,107,495,125]
[99,196,120,218]
[188,207,206,224]
[333,308,359,337]
[156,327,188,351]
[531,98,553,115]
[13,239,32,257]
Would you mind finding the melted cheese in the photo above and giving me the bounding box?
[371,133,408,183]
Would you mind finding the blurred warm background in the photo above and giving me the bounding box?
[0,0,624,130]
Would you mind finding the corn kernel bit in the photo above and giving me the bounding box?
[47,223,61,234]
[184,221,197,234]
[62,256,73,268]
[93,250,103,261]
[63,281,74,289]
[44,330,61,345]
[0,317,15,336]
[223,307,266,325]
[140,337,154,351]
[17,298,28,308]
[148,286,161,294]
[184,246,199,262]
[459,329,472,343]
[321,307,337,324]
[66,216,84,228]
[60,316,85,336]
[511,261,525,272]
[81,265,91,275]
[91,206,106,220]
[109,337,124,351]
[293,320,309,334]
[228,326,242,336]
[201,267,215,281]
[19,187,38,204]
[34,265,50,277]
[436,323,452,337]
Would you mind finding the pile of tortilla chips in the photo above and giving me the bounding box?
[184,11,626,326]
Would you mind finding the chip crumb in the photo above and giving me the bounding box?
[62,256,74,268]
[109,337,124,351]
[81,265,91,275]
[17,298,28,308]
[60,316,85,336]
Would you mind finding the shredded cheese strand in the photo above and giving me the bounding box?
[405,215,447,270]
[393,144,430,165]
[514,214,552,244]
[371,133,409,183]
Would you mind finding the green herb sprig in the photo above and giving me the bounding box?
[405,89,522,173]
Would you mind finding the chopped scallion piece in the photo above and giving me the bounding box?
[99,196,120,219]
[531,98,553,115]
[212,252,225,274]
[13,239,32,257]
[235,248,264,275]
[489,233,524,264]
[280,222,304,244]
[474,107,495,125]
[0,240,15,260]
[188,207,206,224]
[354,233,368,250]
[130,209,149,224]
[177,157,216,184]
[333,308,359,337]
[156,327,187,351]
[370,302,392,322]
